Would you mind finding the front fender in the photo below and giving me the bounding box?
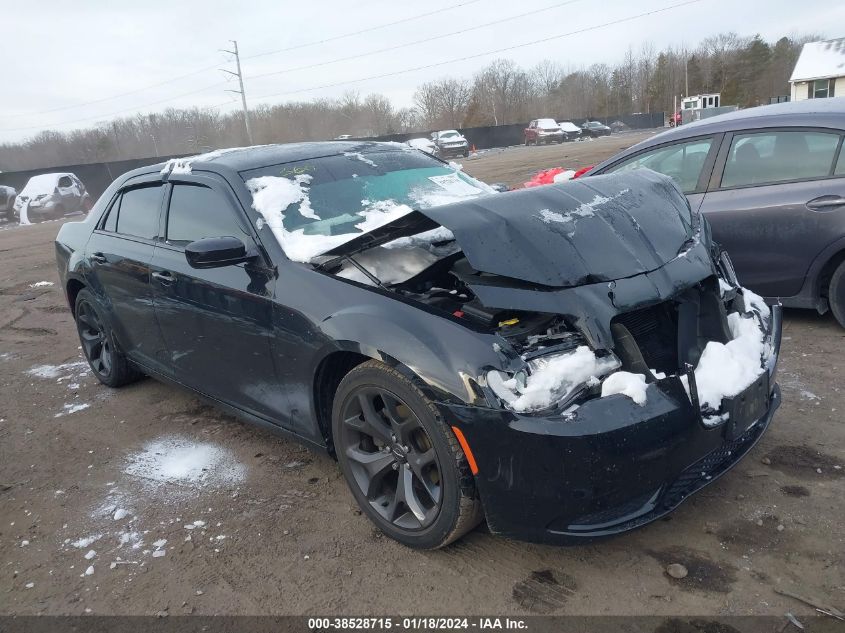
[318,303,502,405]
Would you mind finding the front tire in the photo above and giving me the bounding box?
[332,360,483,549]
[75,289,142,387]
[828,260,845,328]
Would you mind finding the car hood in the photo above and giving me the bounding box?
[419,170,694,287]
[323,170,696,289]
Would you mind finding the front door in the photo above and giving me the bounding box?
[150,176,284,421]
[700,128,845,297]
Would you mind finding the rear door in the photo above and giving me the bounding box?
[85,179,169,373]
[150,175,283,420]
[700,127,845,297]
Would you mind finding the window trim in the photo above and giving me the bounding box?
[709,126,845,192]
[157,172,270,267]
[92,180,166,246]
[598,133,722,194]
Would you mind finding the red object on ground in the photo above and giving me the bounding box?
[523,167,566,188]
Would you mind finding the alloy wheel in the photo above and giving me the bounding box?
[340,387,443,530]
[76,301,113,379]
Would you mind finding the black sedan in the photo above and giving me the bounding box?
[582,121,612,137]
[587,98,845,327]
[55,142,781,548]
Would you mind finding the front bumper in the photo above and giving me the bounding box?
[444,305,782,545]
[438,144,468,156]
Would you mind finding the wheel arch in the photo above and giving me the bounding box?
[66,277,86,314]
[800,236,845,312]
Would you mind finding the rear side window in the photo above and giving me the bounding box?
[166,184,248,246]
[115,185,163,240]
[835,145,845,176]
[721,130,840,188]
[605,138,713,193]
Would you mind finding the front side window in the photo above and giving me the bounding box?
[721,130,840,188]
[166,184,248,246]
[606,137,713,193]
[58,176,72,188]
[115,185,163,240]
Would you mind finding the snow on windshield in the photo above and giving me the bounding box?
[537,119,559,128]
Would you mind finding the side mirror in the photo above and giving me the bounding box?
[489,183,509,192]
[185,236,252,269]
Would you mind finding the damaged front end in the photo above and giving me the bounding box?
[317,170,782,543]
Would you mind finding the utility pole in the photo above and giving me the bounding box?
[220,40,253,145]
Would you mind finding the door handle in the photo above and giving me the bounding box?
[90,252,107,264]
[806,196,845,211]
[151,270,175,285]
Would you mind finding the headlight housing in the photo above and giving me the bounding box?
[486,346,621,413]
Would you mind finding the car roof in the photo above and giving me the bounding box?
[592,98,845,170]
[126,141,411,182]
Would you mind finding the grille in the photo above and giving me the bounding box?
[613,302,679,373]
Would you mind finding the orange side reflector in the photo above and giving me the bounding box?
[451,426,479,475]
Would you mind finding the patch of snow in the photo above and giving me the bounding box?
[29,281,54,288]
[505,346,620,412]
[27,361,88,379]
[719,279,734,296]
[113,508,129,521]
[71,534,102,548]
[20,540,29,547]
[743,288,771,319]
[184,520,206,530]
[686,311,769,411]
[601,371,648,405]
[343,152,377,168]
[537,191,629,227]
[552,170,577,183]
[25,582,34,589]
[160,147,247,176]
[84,550,96,560]
[152,539,167,548]
[84,565,94,576]
[152,549,166,558]
[124,437,245,487]
[54,402,90,417]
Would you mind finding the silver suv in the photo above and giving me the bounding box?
[13,172,91,222]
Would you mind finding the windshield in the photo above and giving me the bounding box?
[439,131,461,138]
[537,119,558,128]
[241,149,493,262]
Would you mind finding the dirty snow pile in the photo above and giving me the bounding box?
[600,371,648,405]
[246,175,414,263]
[501,346,619,412]
[123,436,245,487]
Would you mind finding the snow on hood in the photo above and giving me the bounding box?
[20,173,63,196]
[418,170,694,287]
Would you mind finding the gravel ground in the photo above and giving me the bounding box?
[1,133,843,618]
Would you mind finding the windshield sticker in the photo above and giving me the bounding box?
[427,174,482,197]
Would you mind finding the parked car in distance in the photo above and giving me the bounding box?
[431,129,469,157]
[406,137,437,154]
[524,119,564,145]
[55,142,780,549]
[587,98,845,327]
[557,121,583,141]
[581,121,612,137]
[669,111,683,127]
[334,134,353,140]
[0,185,17,221]
[13,172,91,221]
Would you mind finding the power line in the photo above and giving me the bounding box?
[250,0,703,103]
[1,0,477,120]
[242,0,484,62]
[247,0,583,81]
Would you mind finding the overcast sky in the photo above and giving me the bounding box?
[0,0,840,143]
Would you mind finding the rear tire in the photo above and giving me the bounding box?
[75,289,143,388]
[828,260,845,329]
[332,360,483,549]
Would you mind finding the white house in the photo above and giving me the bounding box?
[790,37,845,101]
